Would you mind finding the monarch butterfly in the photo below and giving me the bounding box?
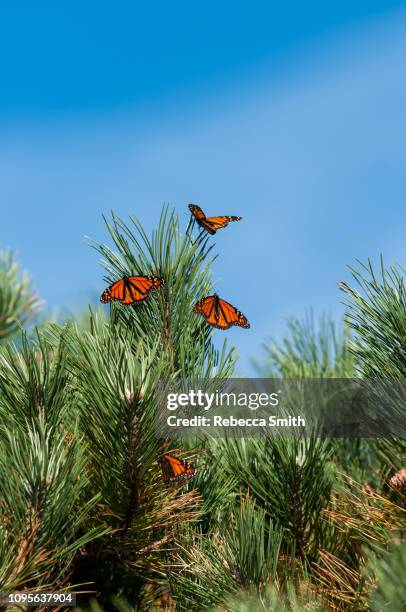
[188,204,241,235]
[194,294,250,330]
[157,452,197,484]
[100,275,164,306]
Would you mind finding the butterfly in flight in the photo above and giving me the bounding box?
[194,294,250,330]
[100,275,164,306]
[188,204,241,235]
[158,452,197,484]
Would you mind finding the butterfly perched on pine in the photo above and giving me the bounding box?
[194,294,250,330]
[157,452,197,484]
[188,204,241,235]
[100,275,164,306]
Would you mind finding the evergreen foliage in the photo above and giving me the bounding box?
[0,329,107,593]
[338,257,406,378]
[253,312,355,378]
[368,542,406,611]
[0,212,404,610]
[0,250,42,342]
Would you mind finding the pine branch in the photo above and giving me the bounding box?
[0,342,107,590]
[0,250,42,342]
[368,541,406,611]
[338,256,406,377]
[253,311,355,378]
[88,206,235,377]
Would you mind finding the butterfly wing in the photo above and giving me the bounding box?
[101,275,164,305]
[158,453,197,484]
[188,204,241,235]
[188,203,206,222]
[215,297,250,329]
[125,276,164,304]
[204,215,242,234]
[100,278,126,304]
[194,295,216,321]
[194,295,250,330]
[188,203,216,234]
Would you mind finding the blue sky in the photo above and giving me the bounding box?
[1,2,406,371]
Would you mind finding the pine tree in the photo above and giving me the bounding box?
[0,250,42,342]
[0,219,404,611]
[0,208,234,609]
[169,261,405,611]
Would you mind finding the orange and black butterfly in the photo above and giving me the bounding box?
[194,294,250,330]
[100,275,164,306]
[158,452,197,484]
[188,204,241,235]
